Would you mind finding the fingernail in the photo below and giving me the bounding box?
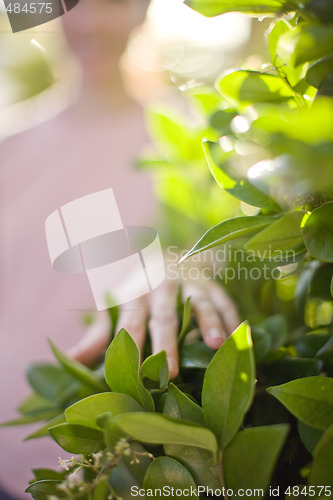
[206,327,225,340]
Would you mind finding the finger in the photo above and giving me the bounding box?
[68,310,110,365]
[208,281,240,335]
[115,296,148,353]
[148,280,179,379]
[189,289,228,350]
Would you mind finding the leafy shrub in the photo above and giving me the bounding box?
[4,0,333,497]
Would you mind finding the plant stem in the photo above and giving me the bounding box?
[217,459,229,500]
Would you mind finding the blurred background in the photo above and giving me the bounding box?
[0,0,254,135]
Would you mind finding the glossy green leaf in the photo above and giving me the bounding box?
[141,351,169,388]
[113,413,218,454]
[224,425,289,496]
[267,376,333,431]
[180,216,278,262]
[202,322,255,449]
[303,203,333,262]
[163,383,204,424]
[184,0,289,17]
[203,141,281,210]
[26,480,66,499]
[49,423,105,454]
[276,23,333,67]
[309,423,333,487]
[245,211,305,258]
[217,70,294,106]
[65,393,143,429]
[297,420,324,455]
[105,329,154,411]
[143,457,196,497]
[48,340,105,392]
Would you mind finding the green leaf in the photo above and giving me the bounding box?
[93,481,110,500]
[30,469,68,482]
[202,322,255,449]
[110,443,152,500]
[164,384,204,425]
[164,444,220,489]
[105,329,154,411]
[268,20,306,87]
[180,216,278,262]
[262,357,323,384]
[203,141,281,210]
[178,297,193,343]
[26,480,66,499]
[18,392,57,415]
[24,412,67,440]
[303,203,333,263]
[217,70,294,106]
[245,211,305,258]
[224,425,289,496]
[96,413,128,449]
[184,0,290,16]
[309,423,333,487]
[146,109,204,164]
[65,393,143,429]
[306,55,333,89]
[141,351,169,389]
[26,363,75,403]
[143,457,197,497]
[276,23,333,67]
[48,339,105,392]
[317,69,333,98]
[113,413,218,454]
[180,341,215,369]
[2,410,60,427]
[297,420,324,455]
[163,385,219,488]
[267,376,333,431]
[253,98,333,144]
[49,423,105,454]
[252,327,271,363]
[209,109,238,134]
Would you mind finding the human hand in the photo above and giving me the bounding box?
[68,278,240,379]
